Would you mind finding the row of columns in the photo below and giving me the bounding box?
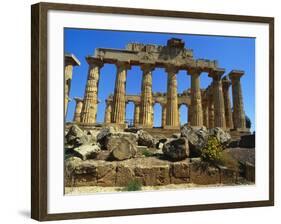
[73,58,246,130]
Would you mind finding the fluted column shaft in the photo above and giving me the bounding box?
[162,105,167,128]
[134,104,140,126]
[202,100,209,128]
[111,62,130,124]
[189,69,203,126]
[222,78,234,129]
[73,98,83,122]
[208,88,215,128]
[229,71,246,129]
[104,101,112,124]
[139,64,154,128]
[209,69,226,128]
[165,66,179,128]
[81,60,103,124]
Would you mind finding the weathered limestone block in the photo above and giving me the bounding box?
[162,137,189,161]
[108,137,137,161]
[97,127,137,150]
[190,161,220,185]
[96,163,116,186]
[115,165,134,186]
[137,130,156,148]
[65,124,90,147]
[134,166,170,186]
[209,127,231,146]
[218,166,238,184]
[65,157,98,187]
[180,124,208,157]
[73,144,101,160]
[170,162,190,184]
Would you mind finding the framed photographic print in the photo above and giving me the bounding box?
[31,2,274,221]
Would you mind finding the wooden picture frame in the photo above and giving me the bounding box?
[31,2,274,221]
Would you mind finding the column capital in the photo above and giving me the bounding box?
[140,63,155,72]
[115,61,131,70]
[187,67,202,76]
[86,57,103,68]
[222,76,232,89]
[229,70,244,80]
[165,64,179,74]
[65,53,81,66]
[74,97,83,103]
[208,68,225,80]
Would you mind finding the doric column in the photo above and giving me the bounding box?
[165,65,180,129]
[229,70,246,130]
[162,104,167,128]
[202,99,209,128]
[222,77,234,129]
[208,68,226,128]
[207,85,215,128]
[73,97,83,122]
[111,61,131,124]
[64,54,80,116]
[139,64,154,128]
[134,103,140,126]
[80,58,103,124]
[188,68,203,127]
[104,100,112,124]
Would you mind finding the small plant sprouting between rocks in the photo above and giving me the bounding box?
[201,136,224,165]
[201,136,239,171]
[142,149,154,157]
[123,179,142,191]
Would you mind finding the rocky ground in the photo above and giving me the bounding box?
[64,123,255,193]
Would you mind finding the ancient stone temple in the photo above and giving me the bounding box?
[70,38,248,132]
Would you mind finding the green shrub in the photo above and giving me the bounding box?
[201,136,224,164]
[123,179,142,191]
[142,149,154,157]
[201,136,239,171]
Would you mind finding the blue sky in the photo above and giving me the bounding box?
[65,28,255,130]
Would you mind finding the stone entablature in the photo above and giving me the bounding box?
[90,38,218,72]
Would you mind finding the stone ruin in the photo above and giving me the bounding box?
[64,38,255,191]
